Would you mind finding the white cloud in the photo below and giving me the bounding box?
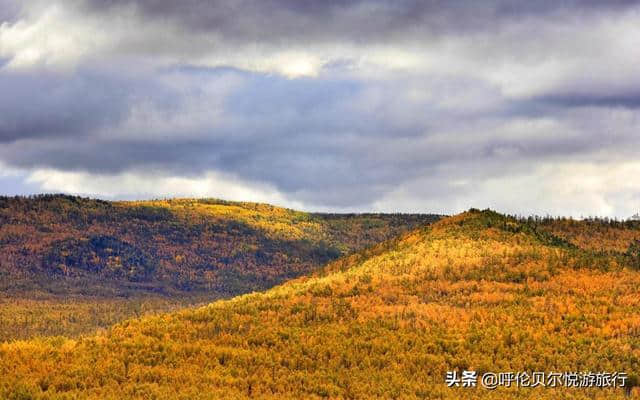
[0,161,22,177]
[372,161,640,218]
[0,3,110,69]
[26,168,308,209]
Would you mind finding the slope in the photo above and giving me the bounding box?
[0,195,439,340]
[0,195,438,296]
[1,209,639,399]
[532,216,640,253]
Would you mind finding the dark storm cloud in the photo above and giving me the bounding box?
[0,67,440,205]
[82,0,638,43]
[2,65,639,207]
[535,93,640,109]
[0,71,133,143]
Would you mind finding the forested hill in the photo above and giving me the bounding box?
[0,195,440,297]
[2,209,639,399]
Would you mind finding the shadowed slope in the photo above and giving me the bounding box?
[0,195,439,296]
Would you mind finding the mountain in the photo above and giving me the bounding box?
[2,209,638,399]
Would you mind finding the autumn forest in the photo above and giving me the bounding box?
[1,196,640,399]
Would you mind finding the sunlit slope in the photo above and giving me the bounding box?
[0,195,438,297]
[2,210,639,399]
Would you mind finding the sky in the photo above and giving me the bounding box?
[1,0,640,217]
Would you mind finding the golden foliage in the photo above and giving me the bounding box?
[1,210,639,398]
[0,195,437,296]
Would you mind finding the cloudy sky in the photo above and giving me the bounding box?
[1,0,640,217]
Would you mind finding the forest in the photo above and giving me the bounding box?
[0,195,439,341]
[0,195,439,295]
[1,207,640,398]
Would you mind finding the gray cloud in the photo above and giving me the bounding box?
[0,71,135,143]
[1,1,640,215]
[0,0,20,23]
[82,0,638,43]
[534,93,640,109]
[2,64,639,208]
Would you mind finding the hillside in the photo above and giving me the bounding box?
[0,195,438,296]
[0,195,439,340]
[2,209,639,399]
[533,217,640,254]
